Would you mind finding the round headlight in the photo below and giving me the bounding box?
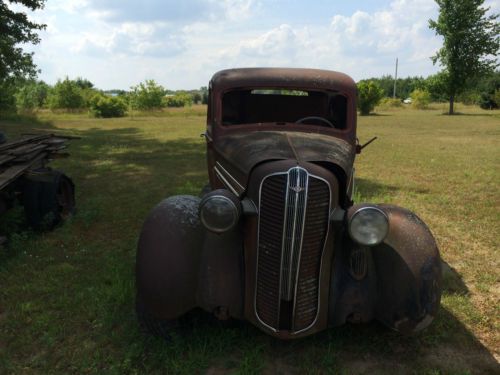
[348,206,389,246]
[199,190,241,233]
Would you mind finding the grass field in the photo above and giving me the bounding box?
[0,104,499,374]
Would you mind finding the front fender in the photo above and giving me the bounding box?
[371,204,442,333]
[136,195,203,319]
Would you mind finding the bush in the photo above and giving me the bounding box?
[163,92,193,108]
[357,80,384,115]
[478,72,500,109]
[410,89,431,109]
[89,93,127,118]
[378,97,403,109]
[129,80,165,110]
[47,78,85,110]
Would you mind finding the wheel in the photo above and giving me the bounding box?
[136,292,179,339]
[23,169,75,229]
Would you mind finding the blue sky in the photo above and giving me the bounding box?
[18,0,500,90]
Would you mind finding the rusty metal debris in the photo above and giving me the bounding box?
[0,133,77,232]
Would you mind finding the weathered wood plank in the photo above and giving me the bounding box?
[0,152,47,191]
[0,134,52,152]
[8,143,48,156]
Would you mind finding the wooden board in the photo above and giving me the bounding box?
[0,133,75,192]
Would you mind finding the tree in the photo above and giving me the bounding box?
[357,80,384,115]
[47,78,85,110]
[429,0,499,114]
[0,0,46,80]
[129,80,166,110]
[14,79,48,112]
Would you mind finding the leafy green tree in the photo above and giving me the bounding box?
[357,80,384,115]
[14,80,49,111]
[429,0,499,114]
[200,86,208,105]
[89,93,127,118]
[47,78,85,110]
[74,77,94,90]
[0,0,46,80]
[129,80,166,110]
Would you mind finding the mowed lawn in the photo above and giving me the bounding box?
[0,105,498,374]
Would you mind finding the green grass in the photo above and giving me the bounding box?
[0,105,499,374]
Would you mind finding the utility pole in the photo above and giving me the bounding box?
[393,57,398,99]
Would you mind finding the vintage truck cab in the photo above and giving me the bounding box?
[136,68,442,339]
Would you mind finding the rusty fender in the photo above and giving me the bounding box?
[369,204,441,333]
[136,195,244,320]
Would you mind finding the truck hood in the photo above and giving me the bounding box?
[214,130,355,187]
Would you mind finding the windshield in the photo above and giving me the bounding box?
[221,88,348,129]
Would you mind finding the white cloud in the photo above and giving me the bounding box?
[29,0,449,89]
[74,22,185,58]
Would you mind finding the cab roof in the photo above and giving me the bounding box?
[210,68,357,96]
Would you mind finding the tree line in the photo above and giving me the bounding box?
[357,70,500,115]
[1,0,498,117]
[0,77,209,117]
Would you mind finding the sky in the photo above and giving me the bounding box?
[15,0,500,90]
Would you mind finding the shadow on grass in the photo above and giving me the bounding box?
[121,304,499,374]
[442,260,469,296]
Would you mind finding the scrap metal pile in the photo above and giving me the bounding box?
[0,133,76,232]
[0,133,73,192]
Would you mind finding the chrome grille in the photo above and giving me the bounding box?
[255,167,331,333]
[281,167,308,301]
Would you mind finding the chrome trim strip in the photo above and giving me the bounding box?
[215,161,245,195]
[282,167,308,301]
[214,167,240,197]
[291,168,309,328]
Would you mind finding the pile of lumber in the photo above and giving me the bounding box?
[0,133,75,191]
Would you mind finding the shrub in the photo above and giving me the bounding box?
[89,93,127,118]
[378,97,403,109]
[357,80,384,115]
[163,92,193,108]
[410,89,431,109]
[47,78,85,110]
[478,74,500,109]
[129,80,165,110]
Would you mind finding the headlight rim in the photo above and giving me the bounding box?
[199,189,241,234]
[348,205,389,246]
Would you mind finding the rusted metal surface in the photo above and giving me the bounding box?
[136,68,442,340]
[0,133,76,232]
